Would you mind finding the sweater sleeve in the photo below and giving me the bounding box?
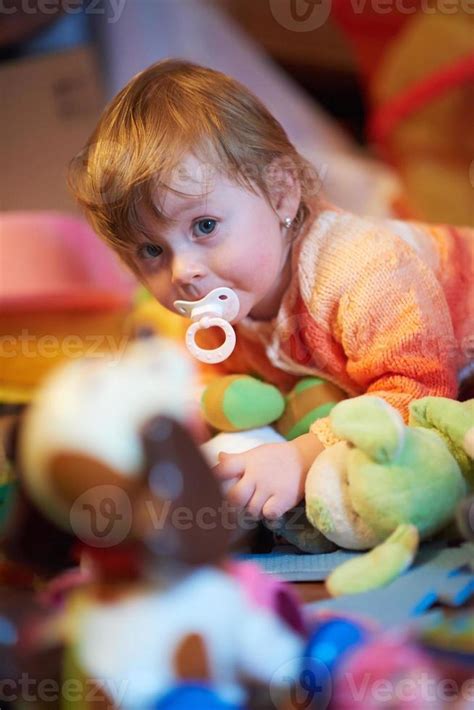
[310,232,459,446]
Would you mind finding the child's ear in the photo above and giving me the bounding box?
[265,156,302,224]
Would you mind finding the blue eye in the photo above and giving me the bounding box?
[138,243,163,260]
[194,218,217,236]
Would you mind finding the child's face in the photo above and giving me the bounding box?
[134,154,295,323]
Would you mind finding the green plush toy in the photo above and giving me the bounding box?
[305,395,472,596]
[201,374,345,437]
[409,397,474,487]
[201,375,286,432]
[200,374,346,553]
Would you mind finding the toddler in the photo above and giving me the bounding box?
[70,60,473,521]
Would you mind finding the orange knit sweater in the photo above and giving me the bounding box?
[203,200,473,445]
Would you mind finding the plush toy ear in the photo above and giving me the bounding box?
[409,397,473,445]
[409,397,474,485]
[140,415,231,566]
[330,396,405,464]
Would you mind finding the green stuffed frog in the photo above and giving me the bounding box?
[305,396,472,595]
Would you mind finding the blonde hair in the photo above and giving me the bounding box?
[69,59,318,262]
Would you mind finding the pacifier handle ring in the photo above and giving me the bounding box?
[185,317,236,364]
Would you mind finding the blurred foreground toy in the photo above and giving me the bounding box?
[300,615,370,706]
[153,685,242,710]
[2,337,305,709]
[57,419,303,709]
[332,636,443,710]
[1,337,201,574]
[298,615,448,710]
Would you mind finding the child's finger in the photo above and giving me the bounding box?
[220,475,241,498]
[246,489,269,519]
[262,495,286,521]
[213,451,246,480]
[226,477,256,510]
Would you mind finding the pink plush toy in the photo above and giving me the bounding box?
[333,636,443,709]
[225,560,305,636]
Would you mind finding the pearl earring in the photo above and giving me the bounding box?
[283,216,293,229]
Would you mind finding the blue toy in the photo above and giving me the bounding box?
[298,616,369,708]
[154,684,242,710]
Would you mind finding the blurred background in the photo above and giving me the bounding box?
[0,0,473,410]
[1,0,472,221]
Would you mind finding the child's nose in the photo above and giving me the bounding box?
[171,253,207,289]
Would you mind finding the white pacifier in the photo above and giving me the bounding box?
[173,287,240,364]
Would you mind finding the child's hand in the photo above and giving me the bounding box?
[213,433,324,520]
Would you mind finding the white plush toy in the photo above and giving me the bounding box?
[19,337,200,532]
